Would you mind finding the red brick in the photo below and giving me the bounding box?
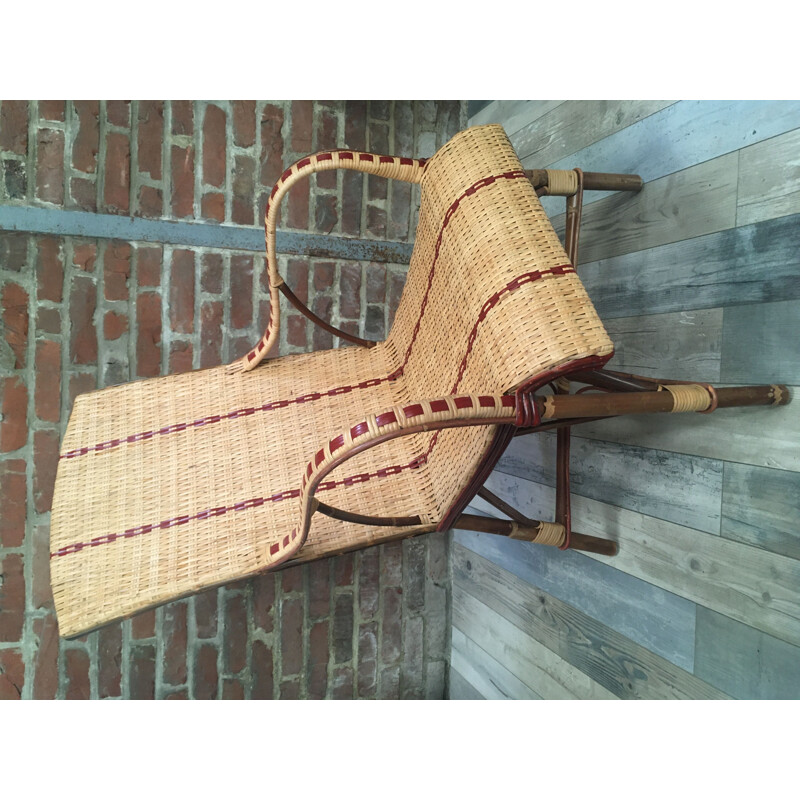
[136,292,161,377]
[106,100,130,128]
[366,263,387,304]
[33,429,59,513]
[200,253,223,294]
[0,553,24,642]
[104,132,130,213]
[358,549,380,619]
[312,296,333,351]
[170,249,195,333]
[357,622,378,697]
[382,540,403,585]
[286,259,309,304]
[35,129,64,204]
[65,649,91,700]
[342,171,363,237]
[169,340,193,374]
[171,101,193,135]
[1,377,28,452]
[163,602,188,686]
[307,620,329,699]
[222,678,245,699]
[315,194,338,234]
[0,460,26,548]
[70,177,97,211]
[72,100,99,173]
[194,587,218,638]
[308,560,330,620]
[164,689,188,700]
[201,192,225,222]
[252,640,274,700]
[104,241,131,301]
[35,339,61,423]
[281,596,303,676]
[137,100,163,180]
[171,144,194,218]
[72,242,96,272]
[230,254,252,329]
[339,320,359,344]
[366,205,386,238]
[313,261,335,291]
[200,301,223,368]
[233,100,256,148]
[38,100,64,121]
[232,155,255,225]
[367,122,389,201]
[387,271,406,326]
[331,666,353,699]
[334,553,354,587]
[104,310,128,340]
[0,649,24,700]
[378,664,400,699]
[67,378,95,416]
[230,335,252,360]
[287,178,309,229]
[281,564,304,593]
[2,282,28,368]
[389,180,411,240]
[130,644,156,699]
[333,593,353,664]
[32,523,53,609]
[291,101,313,153]
[203,104,226,188]
[0,233,29,272]
[344,101,367,150]
[224,593,248,675]
[131,608,156,639]
[316,109,338,190]
[37,306,61,335]
[381,587,403,664]
[280,679,300,699]
[137,246,162,287]
[287,315,306,348]
[195,643,219,699]
[37,237,63,303]
[339,263,361,319]
[138,184,163,217]
[252,574,275,634]
[0,101,28,155]
[259,104,284,187]
[33,613,59,699]
[98,622,122,697]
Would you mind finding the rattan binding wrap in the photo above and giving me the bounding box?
[49,124,613,638]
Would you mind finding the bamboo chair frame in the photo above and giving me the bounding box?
[49,125,791,639]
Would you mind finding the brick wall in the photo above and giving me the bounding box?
[0,100,465,700]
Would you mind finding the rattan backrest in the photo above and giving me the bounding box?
[384,124,613,518]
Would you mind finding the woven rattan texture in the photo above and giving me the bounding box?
[50,124,613,637]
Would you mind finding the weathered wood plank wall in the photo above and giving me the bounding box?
[450,100,800,700]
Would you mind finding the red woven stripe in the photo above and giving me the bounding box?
[316,153,333,162]
[429,399,448,413]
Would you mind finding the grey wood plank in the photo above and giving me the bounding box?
[722,462,800,561]
[537,101,800,214]
[447,665,486,701]
[451,627,544,700]
[480,470,800,648]
[580,213,800,321]
[453,603,616,700]
[575,387,800,471]
[469,100,566,136]
[513,100,674,164]
[455,519,697,671]
[695,607,800,699]
[738,127,800,227]
[604,308,722,382]
[549,152,739,266]
[497,431,723,535]
[452,543,728,700]
[720,300,800,385]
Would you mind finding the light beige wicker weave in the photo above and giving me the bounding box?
[49,123,789,639]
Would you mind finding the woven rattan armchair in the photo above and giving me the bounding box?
[50,124,790,638]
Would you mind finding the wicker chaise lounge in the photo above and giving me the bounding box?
[50,124,790,639]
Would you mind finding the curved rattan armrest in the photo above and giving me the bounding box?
[236,149,427,373]
[268,393,518,565]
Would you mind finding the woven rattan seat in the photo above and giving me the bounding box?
[53,123,707,638]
